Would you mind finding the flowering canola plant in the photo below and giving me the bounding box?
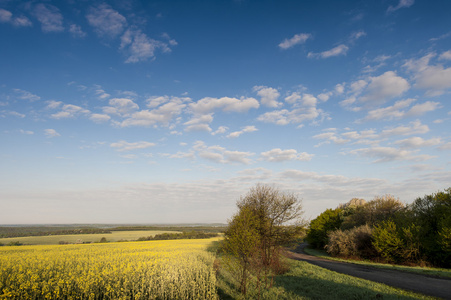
[0,238,219,299]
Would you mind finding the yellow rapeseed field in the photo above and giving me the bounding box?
[0,238,219,299]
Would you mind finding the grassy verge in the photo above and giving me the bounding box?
[303,247,451,279]
[215,255,435,300]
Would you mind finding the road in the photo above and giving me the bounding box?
[286,244,451,300]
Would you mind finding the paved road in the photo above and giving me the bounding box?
[286,244,451,300]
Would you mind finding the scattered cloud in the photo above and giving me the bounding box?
[361,99,440,122]
[350,146,434,163]
[314,120,430,147]
[212,126,228,136]
[278,33,311,50]
[350,30,366,42]
[260,148,313,162]
[110,140,155,152]
[44,128,60,138]
[184,114,213,132]
[51,104,90,119]
[0,8,32,27]
[387,0,415,14]
[87,4,127,38]
[394,137,441,149]
[189,96,259,114]
[13,89,40,101]
[404,53,451,96]
[120,28,173,63]
[227,125,258,138]
[308,44,349,59]
[253,86,281,108]
[258,107,326,126]
[32,3,64,33]
[90,113,111,123]
[19,129,34,135]
[193,141,254,165]
[359,71,410,105]
[103,98,139,117]
[69,24,86,38]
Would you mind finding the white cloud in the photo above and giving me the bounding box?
[13,89,40,101]
[387,0,415,13]
[103,98,139,117]
[308,44,349,59]
[380,120,429,137]
[51,104,90,119]
[87,4,126,38]
[32,3,64,33]
[19,129,34,135]
[120,100,186,128]
[285,92,302,104]
[69,24,86,38]
[439,50,451,61]
[361,99,440,121]
[227,126,258,138]
[110,140,155,152]
[350,146,434,163]
[94,86,110,100]
[46,100,62,109]
[184,114,213,132]
[13,16,32,27]
[261,148,313,162]
[394,137,441,149]
[0,9,32,27]
[359,71,410,105]
[212,126,228,136]
[253,86,281,108]
[313,131,350,145]
[189,96,259,114]
[278,33,311,50]
[314,121,429,147]
[90,113,111,123]
[404,53,451,96]
[193,141,254,165]
[44,128,60,138]
[120,29,172,63]
[257,107,324,126]
[0,9,12,23]
[350,30,366,41]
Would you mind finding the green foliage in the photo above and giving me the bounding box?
[372,220,404,263]
[340,195,404,230]
[306,208,342,249]
[222,184,304,295]
[409,188,451,267]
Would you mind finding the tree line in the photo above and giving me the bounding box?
[306,188,451,268]
[137,231,219,241]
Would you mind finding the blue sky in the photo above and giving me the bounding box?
[1,0,450,224]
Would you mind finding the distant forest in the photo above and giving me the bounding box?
[0,224,226,238]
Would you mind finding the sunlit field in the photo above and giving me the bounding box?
[0,238,219,300]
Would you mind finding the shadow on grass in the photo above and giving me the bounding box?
[273,272,427,300]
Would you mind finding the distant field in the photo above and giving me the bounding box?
[0,230,180,245]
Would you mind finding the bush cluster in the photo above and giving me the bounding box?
[307,188,451,268]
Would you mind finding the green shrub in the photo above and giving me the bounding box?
[307,208,342,249]
[372,220,404,263]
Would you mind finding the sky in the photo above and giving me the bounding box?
[0,0,450,224]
